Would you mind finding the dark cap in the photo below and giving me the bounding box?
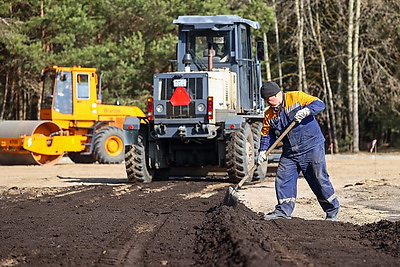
[261,81,281,98]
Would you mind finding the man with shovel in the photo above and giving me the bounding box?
[258,81,340,221]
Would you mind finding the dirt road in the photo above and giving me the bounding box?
[241,153,400,224]
[0,153,399,266]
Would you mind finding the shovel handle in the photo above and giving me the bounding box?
[237,164,258,188]
[237,120,297,188]
[264,120,297,156]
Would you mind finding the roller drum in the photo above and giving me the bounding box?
[0,120,63,165]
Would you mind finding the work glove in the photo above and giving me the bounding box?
[294,107,311,122]
[257,150,268,165]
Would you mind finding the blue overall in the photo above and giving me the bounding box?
[260,91,340,217]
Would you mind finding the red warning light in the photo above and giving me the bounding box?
[147,97,154,120]
[207,96,213,120]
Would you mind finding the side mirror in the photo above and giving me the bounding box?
[256,40,265,61]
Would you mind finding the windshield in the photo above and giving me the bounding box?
[41,70,56,110]
[53,71,73,114]
[187,31,230,69]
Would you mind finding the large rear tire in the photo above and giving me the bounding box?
[251,121,268,181]
[226,123,256,183]
[125,133,154,183]
[93,126,124,164]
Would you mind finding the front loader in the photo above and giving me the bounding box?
[0,66,145,165]
[125,15,272,183]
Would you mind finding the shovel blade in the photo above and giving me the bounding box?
[223,186,238,207]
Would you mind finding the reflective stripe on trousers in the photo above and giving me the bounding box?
[274,143,340,217]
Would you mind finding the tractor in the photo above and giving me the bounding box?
[124,15,272,183]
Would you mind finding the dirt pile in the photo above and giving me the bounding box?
[197,202,400,266]
[359,220,400,258]
[0,182,399,266]
[196,204,277,266]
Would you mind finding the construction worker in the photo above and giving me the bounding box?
[257,81,340,221]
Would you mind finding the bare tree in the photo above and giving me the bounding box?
[263,32,272,81]
[347,0,355,151]
[295,0,307,92]
[0,71,9,120]
[306,0,339,153]
[352,0,361,152]
[272,0,283,87]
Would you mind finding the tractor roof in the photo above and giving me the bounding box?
[173,15,260,30]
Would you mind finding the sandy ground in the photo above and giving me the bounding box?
[240,153,400,224]
[1,153,399,225]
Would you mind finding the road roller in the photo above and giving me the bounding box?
[0,66,146,165]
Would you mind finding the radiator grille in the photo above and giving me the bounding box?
[160,77,203,118]
[166,102,196,118]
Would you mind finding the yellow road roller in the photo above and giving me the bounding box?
[0,66,146,165]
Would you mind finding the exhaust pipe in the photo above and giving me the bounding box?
[208,48,213,71]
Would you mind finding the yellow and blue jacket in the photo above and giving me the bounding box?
[260,91,325,156]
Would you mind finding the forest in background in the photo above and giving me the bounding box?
[0,0,399,152]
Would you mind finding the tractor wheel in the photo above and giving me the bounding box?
[225,134,236,180]
[68,153,96,164]
[251,121,268,181]
[226,122,256,183]
[93,126,124,164]
[125,133,154,183]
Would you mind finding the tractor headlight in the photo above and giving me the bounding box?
[197,103,206,112]
[155,104,164,113]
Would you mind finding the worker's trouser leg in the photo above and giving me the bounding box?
[274,156,299,217]
[302,144,340,217]
[274,143,340,217]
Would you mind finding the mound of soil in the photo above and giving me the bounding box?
[0,181,399,266]
[359,220,400,258]
[197,203,400,266]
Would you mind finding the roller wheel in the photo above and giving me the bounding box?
[125,133,154,183]
[226,122,256,183]
[93,126,124,164]
[68,152,96,164]
[0,120,63,165]
[251,121,268,181]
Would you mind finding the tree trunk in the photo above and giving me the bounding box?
[40,0,50,52]
[307,0,339,153]
[21,89,26,120]
[296,0,307,92]
[263,32,272,81]
[347,0,355,151]
[352,0,361,152]
[37,81,43,119]
[336,1,346,150]
[9,72,16,120]
[272,0,283,87]
[16,66,22,120]
[0,71,9,120]
[320,60,333,148]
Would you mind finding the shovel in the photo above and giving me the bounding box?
[223,120,297,207]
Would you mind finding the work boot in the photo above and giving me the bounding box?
[262,210,291,220]
[325,209,339,221]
